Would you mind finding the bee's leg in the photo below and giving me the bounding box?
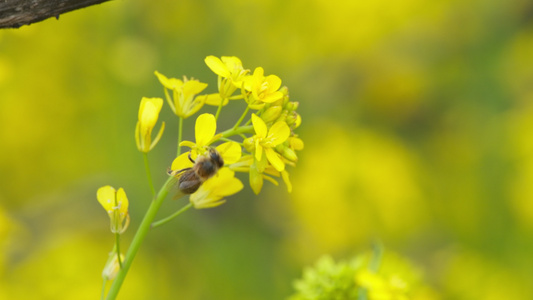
[168,167,191,176]
[188,152,195,164]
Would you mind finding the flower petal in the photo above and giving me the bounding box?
[216,142,242,165]
[251,113,267,138]
[139,97,163,127]
[203,93,228,106]
[116,188,129,214]
[265,74,282,92]
[183,80,208,95]
[206,168,243,196]
[171,152,195,171]
[195,113,217,147]
[255,143,263,162]
[205,56,231,78]
[267,121,290,146]
[154,71,183,90]
[97,186,116,212]
[221,56,243,73]
[281,170,292,193]
[249,164,263,195]
[179,140,197,149]
[265,148,285,172]
[289,136,304,150]
[260,91,283,103]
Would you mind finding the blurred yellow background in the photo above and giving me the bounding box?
[2,0,533,299]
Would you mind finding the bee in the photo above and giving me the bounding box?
[174,148,224,194]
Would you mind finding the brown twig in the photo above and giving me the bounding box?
[0,0,112,29]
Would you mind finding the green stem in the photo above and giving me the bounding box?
[115,233,122,268]
[152,202,193,228]
[101,279,107,300]
[220,125,254,139]
[105,177,175,300]
[215,96,225,121]
[232,106,250,130]
[143,153,155,196]
[177,117,183,157]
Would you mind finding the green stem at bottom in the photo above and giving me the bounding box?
[105,176,175,300]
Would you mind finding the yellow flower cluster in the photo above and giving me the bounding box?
[104,55,303,211]
[95,56,304,293]
[167,55,304,207]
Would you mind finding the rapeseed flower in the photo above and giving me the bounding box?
[245,113,290,172]
[135,97,165,153]
[97,186,130,234]
[189,168,243,209]
[243,67,283,108]
[154,71,208,118]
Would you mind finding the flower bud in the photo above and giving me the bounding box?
[102,252,124,281]
[243,137,255,153]
[286,101,299,111]
[135,97,165,153]
[261,106,283,123]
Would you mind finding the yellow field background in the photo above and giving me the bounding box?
[1,0,533,299]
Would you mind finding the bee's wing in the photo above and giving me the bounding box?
[176,171,201,195]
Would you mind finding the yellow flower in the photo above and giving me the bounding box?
[248,113,290,172]
[356,270,409,300]
[205,55,248,88]
[97,186,130,234]
[102,252,124,280]
[243,67,283,108]
[189,168,244,209]
[154,71,208,118]
[170,113,241,176]
[179,113,223,157]
[135,97,165,153]
[170,141,242,172]
[230,155,292,194]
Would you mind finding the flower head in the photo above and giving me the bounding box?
[154,71,208,118]
[97,186,130,234]
[246,113,290,172]
[178,113,224,158]
[205,55,248,88]
[243,67,283,108]
[135,97,165,153]
[189,168,244,209]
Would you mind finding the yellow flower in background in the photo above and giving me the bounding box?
[247,113,290,172]
[135,97,165,153]
[356,270,409,300]
[189,168,243,209]
[154,71,208,118]
[243,67,283,108]
[97,186,130,234]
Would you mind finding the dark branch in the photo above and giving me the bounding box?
[0,0,112,29]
